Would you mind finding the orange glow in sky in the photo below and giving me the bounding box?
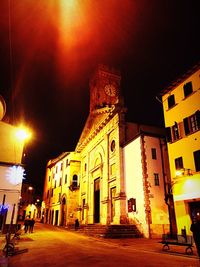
[58,0,88,49]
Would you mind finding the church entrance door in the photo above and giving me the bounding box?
[94,178,100,223]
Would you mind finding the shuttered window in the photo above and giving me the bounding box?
[167,94,175,109]
[193,150,200,172]
[175,157,183,170]
[183,82,193,97]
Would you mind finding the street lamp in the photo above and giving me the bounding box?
[15,127,32,142]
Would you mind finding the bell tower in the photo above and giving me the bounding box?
[89,65,123,112]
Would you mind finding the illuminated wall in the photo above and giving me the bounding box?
[123,134,169,238]
[0,107,24,226]
[42,152,81,226]
[161,65,200,234]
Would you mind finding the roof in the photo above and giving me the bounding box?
[160,62,200,96]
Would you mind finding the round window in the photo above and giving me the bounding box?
[111,140,116,152]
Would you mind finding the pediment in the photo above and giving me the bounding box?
[76,105,115,152]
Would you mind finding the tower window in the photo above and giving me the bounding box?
[65,174,67,184]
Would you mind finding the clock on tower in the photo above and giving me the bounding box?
[89,65,122,112]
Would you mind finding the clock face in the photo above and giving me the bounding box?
[104,84,117,96]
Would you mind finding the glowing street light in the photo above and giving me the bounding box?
[15,127,32,141]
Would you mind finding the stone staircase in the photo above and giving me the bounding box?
[72,224,143,238]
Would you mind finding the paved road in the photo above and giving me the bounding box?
[5,223,200,267]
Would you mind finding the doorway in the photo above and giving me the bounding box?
[189,201,200,221]
[94,178,100,223]
[61,197,66,226]
[55,210,59,226]
[111,187,116,222]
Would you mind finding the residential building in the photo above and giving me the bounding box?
[161,63,200,235]
[0,96,25,232]
[123,124,174,238]
[42,152,81,226]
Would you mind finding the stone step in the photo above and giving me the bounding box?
[70,224,143,238]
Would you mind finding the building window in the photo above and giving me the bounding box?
[47,190,49,198]
[66,159,69,167]
[184,111,200,135]
[166,127,172,143]
[59,177,62,186]
[72,174,78,187]
[172,122,179,141]
[175,157,183,170]
[58,193,61,203]
[167,94,175,109]
[183,81,193,98]
[111,140,116,152]
[48,176,51,182]
[54,180,56,188]
[51,189,53,197]
[65,174,67,184]
[84,163,87,172]
[193,150,200,172]
[154,173,159,186]
[151,148,157,159]
[56,166,58,173]
[61,163,63,171]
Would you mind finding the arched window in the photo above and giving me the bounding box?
[72,175,78,187]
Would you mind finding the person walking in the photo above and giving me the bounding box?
[74,219,79,231]
[190,217,200,259]
[24,216,30,233]
[29,218,35,233]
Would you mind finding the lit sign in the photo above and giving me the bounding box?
[0,204,9,215]
[6,165,25,185]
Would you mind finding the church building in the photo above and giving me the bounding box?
[42,65,172,238]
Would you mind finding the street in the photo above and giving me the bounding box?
[6,222,200,267]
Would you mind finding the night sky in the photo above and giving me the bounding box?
[0,1,199,195]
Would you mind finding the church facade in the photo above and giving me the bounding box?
[42,65,171,238]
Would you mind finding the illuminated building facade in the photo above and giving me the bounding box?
[161,63,200,235]
[123,124,172,238]
[0,96,25,232]
[42,65,171,237]
[42,152,81,226]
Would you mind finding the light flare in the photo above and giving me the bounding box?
[16,127,32,141]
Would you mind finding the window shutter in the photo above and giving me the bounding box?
[183,117,190,135]
[195,110,200,129]
[166,127,172,142]
[193,150,200,172]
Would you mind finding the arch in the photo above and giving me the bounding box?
[60,194,67,226]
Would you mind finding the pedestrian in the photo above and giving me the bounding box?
[24,216,30,233]
[75,219,79,230]
[190,217,200,259]
[29,218,35,233]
